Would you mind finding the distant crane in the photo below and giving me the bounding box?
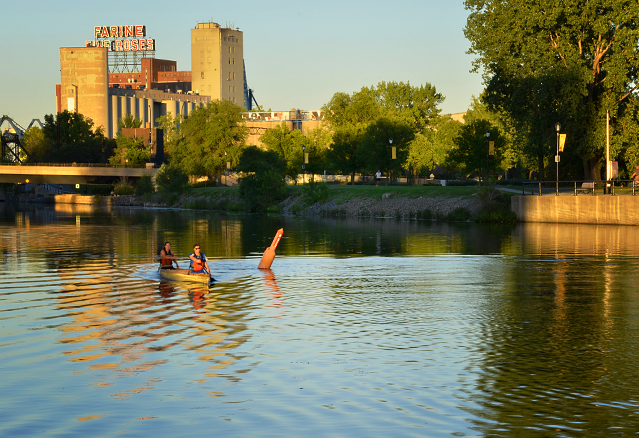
[1,115,40,163]
[243,60,260,111]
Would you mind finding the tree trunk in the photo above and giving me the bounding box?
[584,157,601,181]
[351,170,355,185]
[537,148,545,181]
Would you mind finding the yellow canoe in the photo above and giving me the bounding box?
[158,268,212,284]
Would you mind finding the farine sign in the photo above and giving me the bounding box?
[86,25,155,52]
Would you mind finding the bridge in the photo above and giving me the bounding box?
[0,164,157,184]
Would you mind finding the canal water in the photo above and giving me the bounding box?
[1,203,638,437]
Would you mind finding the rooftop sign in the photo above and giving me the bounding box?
[86,25,155,52]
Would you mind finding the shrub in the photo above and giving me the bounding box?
[113,178,135,195]
[155,162,189,193]
[447,207,471,221]
[136,174,155,196]
[237,147,287,211]
[302,179,330,205]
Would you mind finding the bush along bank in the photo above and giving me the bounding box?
[110,182,516,223]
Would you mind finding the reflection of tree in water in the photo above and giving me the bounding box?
[467,255,639,435]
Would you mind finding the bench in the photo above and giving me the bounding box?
[576,182,594,194]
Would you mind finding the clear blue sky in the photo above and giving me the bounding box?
[0,0,484,128]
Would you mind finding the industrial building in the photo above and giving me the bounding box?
[55,22,322,147]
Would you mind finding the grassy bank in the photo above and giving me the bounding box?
[163,183,516,222]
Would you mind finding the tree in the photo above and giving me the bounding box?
[259,121,310,182]
[174,100,248,178]
[118,113,143,130]
[108,134,151,167]
[358,116,415,180]
[407,116,462,178]
[322,81,444,183]
[237,146,287,211]
[41,111,114,163]
[155,162,189,192]
[448,119,502,182]
[21,126,48,163]
[465,0,639,180]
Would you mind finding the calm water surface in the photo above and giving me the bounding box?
[1,203,639,437]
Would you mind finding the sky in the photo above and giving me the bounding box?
[0,0,485,129]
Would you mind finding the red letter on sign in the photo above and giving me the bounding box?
[131,39,138,51]
[146,39,154,51]
[110,26,117,37]
[94,26,101,38]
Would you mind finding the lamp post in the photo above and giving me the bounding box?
[485,130,490,186]
[301,145,306,185]
[388,137,393,186]
[555,122,561,195]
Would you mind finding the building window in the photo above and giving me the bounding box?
[200,57,203,64]
[233,58,235,65]
[233,72,235,80]
[208,57,211,64]
[201,72,204,79]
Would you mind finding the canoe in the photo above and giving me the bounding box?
[158,268,213,284]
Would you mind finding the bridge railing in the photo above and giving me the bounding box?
[522,180,638,196]
[5,162,154,168]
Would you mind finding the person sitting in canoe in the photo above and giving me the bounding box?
[159,242,179,270]
[189,243,210,275]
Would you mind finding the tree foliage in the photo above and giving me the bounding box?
[322,81,444,182]
[22,127,48,163]
[41,111,115,163]
[173,100,248,177]
[237,146,287,211]
[408,116,462,176]
[109,134,151,167]
[465,0,639,180]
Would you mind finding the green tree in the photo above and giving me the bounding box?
[237,146,287,211]
[155,162,189,192]
[42,111,115,163]
[408,116,462,179]
[22,126,49,163]
[371,81,444,130]
[448,119,502,182]
[322,82,444,183]
[259,121,310,182]
[358,116,415,181]
[175,100,248,179]
[465,0,639,180]
[108,134,151,167]
[118,113,143,130]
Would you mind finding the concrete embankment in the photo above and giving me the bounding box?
[54,194,112,206]
[512,195,639,225]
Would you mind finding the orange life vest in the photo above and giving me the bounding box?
[160,249,173,266]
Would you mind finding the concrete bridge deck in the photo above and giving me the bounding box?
[0,164,157,184]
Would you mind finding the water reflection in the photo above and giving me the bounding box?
[2,204,639,436]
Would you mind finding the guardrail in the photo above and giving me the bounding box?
[522,180,638,196]
[5,162,154,168]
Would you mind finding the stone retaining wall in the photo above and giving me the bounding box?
[511,195,639,225]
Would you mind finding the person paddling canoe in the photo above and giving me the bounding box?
[160,242,179,270]
[189,243,210,275]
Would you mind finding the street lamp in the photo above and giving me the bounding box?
[555,122,561,195]
[485,130,490,185]
[388,137,394,186]
[301,145,306,184]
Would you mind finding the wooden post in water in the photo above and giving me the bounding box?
[258,229,284,269]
